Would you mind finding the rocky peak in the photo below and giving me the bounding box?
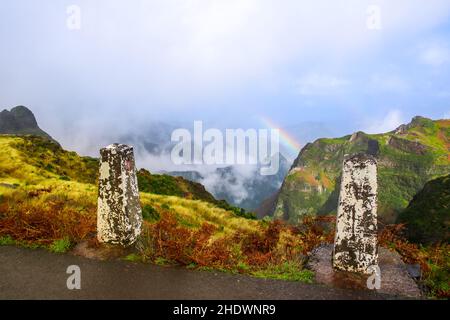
[394,124,408,135]
[0,105,56,143]
[393,116,434,135]
[410,115,432,125]
[349,131,367,142]
[1,106,38,132]
[10,105,39,128]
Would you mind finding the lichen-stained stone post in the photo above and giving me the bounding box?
[333,153,378,274]
[97,144,142,246]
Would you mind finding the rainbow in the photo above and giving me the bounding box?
[260,116,302,156]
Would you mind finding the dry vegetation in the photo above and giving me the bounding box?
[379,223,449,298]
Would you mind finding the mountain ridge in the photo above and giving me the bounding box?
[269,116,450,224]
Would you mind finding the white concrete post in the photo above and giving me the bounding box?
[97,144,142,245]
[333,153,378,274]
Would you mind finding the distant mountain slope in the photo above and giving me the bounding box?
[255,192,279,219]
[0,106,55,142]
[397,174,450,245]
[271,116,450,224]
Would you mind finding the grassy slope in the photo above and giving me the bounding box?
[274,118,450,225]
[0,135,311,281]
[0,135,257,238]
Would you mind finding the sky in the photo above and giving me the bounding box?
[1,0,450,159]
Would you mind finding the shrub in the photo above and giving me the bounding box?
[253,261,314,283]
[124,253,142,262]
[49,237,72,253]
[379,223,450,298]
[0,190,96,247]
[142,204,160,222]
[138,213,324,281]
[0,235,15,245]
[137,169,183,197]
[215,200,256,220]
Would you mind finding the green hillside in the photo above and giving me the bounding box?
[398,174,450,245]
[272,117,450,224]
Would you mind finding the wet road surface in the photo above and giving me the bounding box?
[0,246,400,300]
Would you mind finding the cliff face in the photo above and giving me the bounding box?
[272,116,450,224]
[0,106,54,141]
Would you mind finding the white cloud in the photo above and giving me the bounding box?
[444,111,450,119]
[4,0,450,103]
[420,43,450,66]
[295,73,349,96]
[364,110,406,134]
[1,0,450,145]
[200,167,255,204]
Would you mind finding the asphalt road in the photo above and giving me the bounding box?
[0,246,396,300]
